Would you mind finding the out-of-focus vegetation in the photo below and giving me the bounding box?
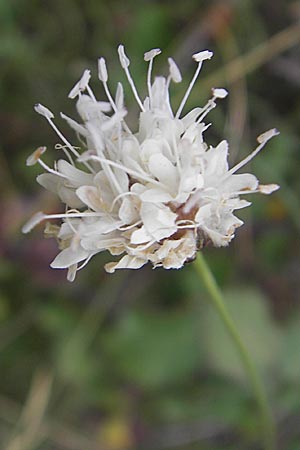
[1,1,300,449]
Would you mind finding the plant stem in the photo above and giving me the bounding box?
[193,252,276,450]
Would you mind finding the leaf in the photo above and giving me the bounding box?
[279,313,300,383]
[200,286,282,382]
[103,310,203,388]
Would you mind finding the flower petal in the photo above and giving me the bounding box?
[50,247,90,269]
[105,255,146,273]
[148,153,178,192]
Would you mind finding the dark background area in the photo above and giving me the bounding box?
[1,1,300,449]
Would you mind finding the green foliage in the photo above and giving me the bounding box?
[103,309,203,388]
[280,313,300,383]
[201,287,282,381]
[1,0,300,448]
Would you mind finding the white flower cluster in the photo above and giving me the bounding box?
[23,45,279,281]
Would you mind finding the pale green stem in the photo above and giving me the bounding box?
[193,252,276,450]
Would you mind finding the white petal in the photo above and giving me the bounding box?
[105,255,146,273]
[179,173,204,195]
[50,246,89,268]
[67,264,77,282]
[181,108,202,129]
[58,221,79,239]
[87,218,121,234]
[130,226,152,244]
[37,173,84,208]
[195,204,212,224]
[148,153,178,191]
[37,173,61,193]
[60,113,88,136]
[223,173,258,193]
[140,138,163,164]
[76,186,103,211]
[57,160,93,186]
[205,140,229,176]
[115,82,124,109]
[226,198,251,210]
[168,57,182,83]
[119,198,138,223]
[141,203,177,241]
[57,185,84,209]
[82,235,124,251]
[140,188,173,203]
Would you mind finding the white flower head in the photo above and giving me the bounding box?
[23,45,279,280]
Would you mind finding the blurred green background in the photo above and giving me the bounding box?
[1,0,300,449]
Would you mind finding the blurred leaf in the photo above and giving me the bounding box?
[153,380,247,425]
[280,313,300,383]
[0,294,9,322]
[37,302,78,338]
[55,335,100,385]
[277,384,300,413]
[256,227,290,271]
[103,309,203,388]
[200,286,282,381]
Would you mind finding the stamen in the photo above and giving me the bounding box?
[144,48,161,62]
[229,128,279,174]
[55,143,76,165]
[230,184,280,196]
[68,69,91,99]
[37,158,69,179]
[212,88,228,99]
[128,239,156,252]
[22,210,106,233]
[98,57,108,82]
[175,62,203,119]
[34,104,54,119]
[258,184,280,194]
[118,45,130,68]
[86,85,97,102]
[45,118,80,158]
[77,254,96,271]
[86,124,124,195]
[175,50,213,119]
[117,45,145,111]
[118,220,142,231]
[26,146,47,166]
[196,99,216,124]
[110,191,139,212]
[194,88,227,125]
[59,114,87,137]
[44,116,95,173]
[144,48,161,104]
[98,59,132,135]
[192,50,214,62]
[176,220,198,229]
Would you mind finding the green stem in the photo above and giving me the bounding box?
[193,252,276,450]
